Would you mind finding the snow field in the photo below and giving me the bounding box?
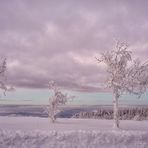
[0,117,148,148]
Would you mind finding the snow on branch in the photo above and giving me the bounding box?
[48,80,74,123]
[96,41,148,128]
[0,58,7,94]
[126,60,148,97]
[96,41,148,97]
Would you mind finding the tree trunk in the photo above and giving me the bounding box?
[49,103,56,123]
[50,115,55,123]
[113,93,119,128]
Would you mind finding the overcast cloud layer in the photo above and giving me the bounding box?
[0,0,148,92]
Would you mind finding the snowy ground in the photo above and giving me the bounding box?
[0,117,148,148]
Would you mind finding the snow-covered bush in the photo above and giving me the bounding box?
[48,81,74,123]
[96,41,148,128]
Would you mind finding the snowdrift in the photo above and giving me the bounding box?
[1,130,148,148]
[0,117,148,148]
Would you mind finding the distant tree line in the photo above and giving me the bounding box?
[73,107,148,121]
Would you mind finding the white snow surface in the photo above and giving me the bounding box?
[0,117,148,148]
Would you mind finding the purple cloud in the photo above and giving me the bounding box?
[0,0,148,92]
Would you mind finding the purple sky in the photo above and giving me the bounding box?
[0,0,148,92]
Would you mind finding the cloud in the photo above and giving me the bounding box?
[0,0,148,92]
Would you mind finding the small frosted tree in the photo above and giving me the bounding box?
[48,80,74,123]
[96,41,148,128]
[0,58,7,94]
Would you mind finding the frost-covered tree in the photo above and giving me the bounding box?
[48,80,74,123]
[96,41,148,128]
[0,58,7,94]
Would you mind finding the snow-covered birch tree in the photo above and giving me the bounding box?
[48,80,74,123]
[96,41,148,128]
[0,58,7,94]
